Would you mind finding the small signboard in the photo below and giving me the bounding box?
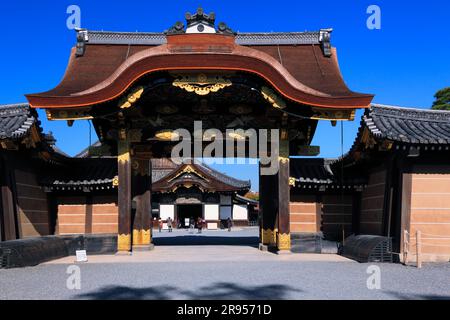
[76,250,88,263]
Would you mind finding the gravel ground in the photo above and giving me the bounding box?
[1,229,449,300]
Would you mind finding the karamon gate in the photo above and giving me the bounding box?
[26,9,373,253]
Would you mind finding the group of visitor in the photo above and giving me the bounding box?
[158,217,174,233]
[157,217,233,232]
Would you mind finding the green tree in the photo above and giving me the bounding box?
[432,87,450,110]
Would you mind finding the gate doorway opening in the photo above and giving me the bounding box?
[177,204,203,229]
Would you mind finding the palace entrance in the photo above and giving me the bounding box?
[177,204,203,228]
[26,8,373,253]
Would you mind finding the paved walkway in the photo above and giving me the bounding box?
[47,228,348,264]
[1,228,449,300]
[45,246,351,264]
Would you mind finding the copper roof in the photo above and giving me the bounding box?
[26,24,373,109]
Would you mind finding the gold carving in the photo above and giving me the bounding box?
[311,107,356,121]
[173,74,232,96]
[155,130,180,141]
[46,108,93,121]
[261,86,286,110]
[142,229,151,245]
[277,233,291,250]
[262,229,277,246]
[119,86,144,109]
[118,151,130,163]
[169,165,208,182]
[279,157,290,164]
[112,176,119,187]
[289,177,296,187]
[131,160,140,170]
[132,229,151,245]
[118,234,131,252]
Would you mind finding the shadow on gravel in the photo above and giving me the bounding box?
[76,282,301,300]
[153,236,259,247]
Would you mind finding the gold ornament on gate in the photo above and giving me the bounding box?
[119,86,144,109]
[172,74,232,96]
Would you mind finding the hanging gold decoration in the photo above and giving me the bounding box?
[173,74,232,96]
[119,86,145,109]
[261,86,286,110]
[46,108,93,121]
[311,107,356,121]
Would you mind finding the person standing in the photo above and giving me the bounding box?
[227,218,233,232]
[167,217,173,233]
[158,218,163,233]
[197,217,203,234]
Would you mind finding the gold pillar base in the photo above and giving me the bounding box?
[261,228,278,246]
[277,233,291,251]
[118,234,132,252]
[132,229,152,246]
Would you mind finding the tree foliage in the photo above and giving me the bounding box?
[432,87,450,110]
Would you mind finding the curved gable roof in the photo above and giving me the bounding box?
[26,31,373,109]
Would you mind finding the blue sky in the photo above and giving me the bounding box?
[1,1,449,191]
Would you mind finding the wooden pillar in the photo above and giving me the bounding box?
[131,158,152,249]
[416,230,422,268]
[259,164,278,246]
[277,130,291,252]
[117,139,132,253]
[85,196,93,234]
[0,155,18,241]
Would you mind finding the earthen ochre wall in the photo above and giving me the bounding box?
[57,195,118,235]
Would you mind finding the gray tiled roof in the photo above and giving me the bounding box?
[41,158,117,188]
[290,158,335,185]
[0,103,37,140]
[290,158,367,187]
[365,104,450,145]
[195,161,251,189]
[83,30,322,46]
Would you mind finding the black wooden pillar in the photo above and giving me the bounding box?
[117,139,132,253]
[276,130,291,251]
[259,164,278,246]
[131,158,153,249]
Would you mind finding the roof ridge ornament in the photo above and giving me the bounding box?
[186,7,216,28]
[319,28,333,57]
[166,7,235,35]
[75,28,89,56]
